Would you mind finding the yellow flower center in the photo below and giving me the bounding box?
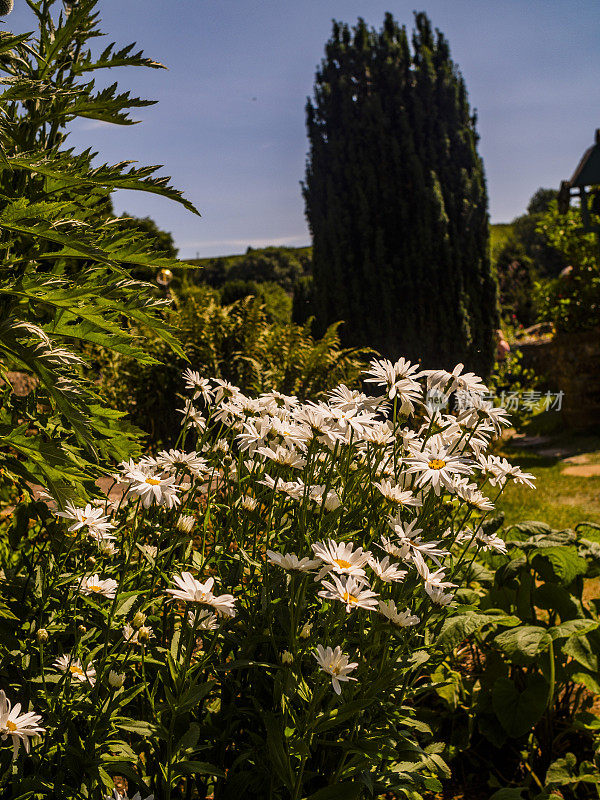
[329,663,341,674]
[89,585,101,593]
[342,592,359,605]
[428,459,446,470]
[334,559,353,569]
[81,516,87,523]
[6,720,17,732]
[146,477,161,486]
[69,665,84,677]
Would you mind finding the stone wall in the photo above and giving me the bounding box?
[519,328,600,429]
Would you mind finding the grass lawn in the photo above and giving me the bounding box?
[495,431,600,542]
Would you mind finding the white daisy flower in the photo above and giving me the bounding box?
[138,544,158,561]
[96,540,118,557]
[212,378,241,405]
[126,470,181,509]
[413,553,456,606]
[237,495,258,512]
[182,369,213,403]
[155,449,207,478]
[405,446,472,495]
[313,645,358,694]
[53,655,96,685]
[475,529,507,554]
[166,572,237,617]
[478,455,535,489]
[422,363,487,396]
[328,385,384,414]
[384,517,447,564]
[77,574,118,599]
[318,574,379,613]
[369,555,407,583]
[373,479,422,508]
[455,394,511,435]
[188,609,219,631]
[256,445,306,469]
[267,551,320,572]
[452,478,494,511]
[378,600,420,627]
[270,416,310,449]
[308,485,341,511]
[56,503,115,539]
[360,422,395,446]
[331,406,379,438]
[311,540,372,580]
[0,690,45,758]
[236,418,272,454]
[259,390,298,411]
[364,357,422,401]
[177,399,206,431]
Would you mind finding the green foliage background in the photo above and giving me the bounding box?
[0,0,198,502]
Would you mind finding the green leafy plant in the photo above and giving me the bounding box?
[488,349,544,433]
[534,203,600,333]
[0,356,531,797]
[425,519,600,798]
[99,287,371,445]
[0,0,198,501]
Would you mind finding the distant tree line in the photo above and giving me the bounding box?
[494,188,567,326]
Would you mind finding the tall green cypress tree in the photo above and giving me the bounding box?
[303,12,498,375]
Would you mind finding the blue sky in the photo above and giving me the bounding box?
[6,0,600,258]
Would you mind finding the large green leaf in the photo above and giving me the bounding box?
[437,613,491,652]
[549,619,598,640]
[563,635,598,672]
[494,626,552,664]
[531,546,588,585]
[492,674,548,737]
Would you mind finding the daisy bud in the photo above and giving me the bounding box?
[132,611,146,629]
[0,0,14,16]
[137,625,152,644]
[281,651,293,665]
[176,514,195,534]
[78,625,86,635]
[86,556,96,567]
[37,628,49,644]
[108,670,125,688]
[299,623,312,640]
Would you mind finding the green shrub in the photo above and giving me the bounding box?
[423,518,600,798]
[0,0,197,501]
[488,349,544,433]
[534,203,600,333]
[99,289,370,445]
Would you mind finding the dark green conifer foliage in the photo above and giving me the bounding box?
[303,12,498,375]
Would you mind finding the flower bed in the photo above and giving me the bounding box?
[0,358,535,797]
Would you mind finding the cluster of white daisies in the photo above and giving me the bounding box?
[3,357,536,756]
[175,357,534,693]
